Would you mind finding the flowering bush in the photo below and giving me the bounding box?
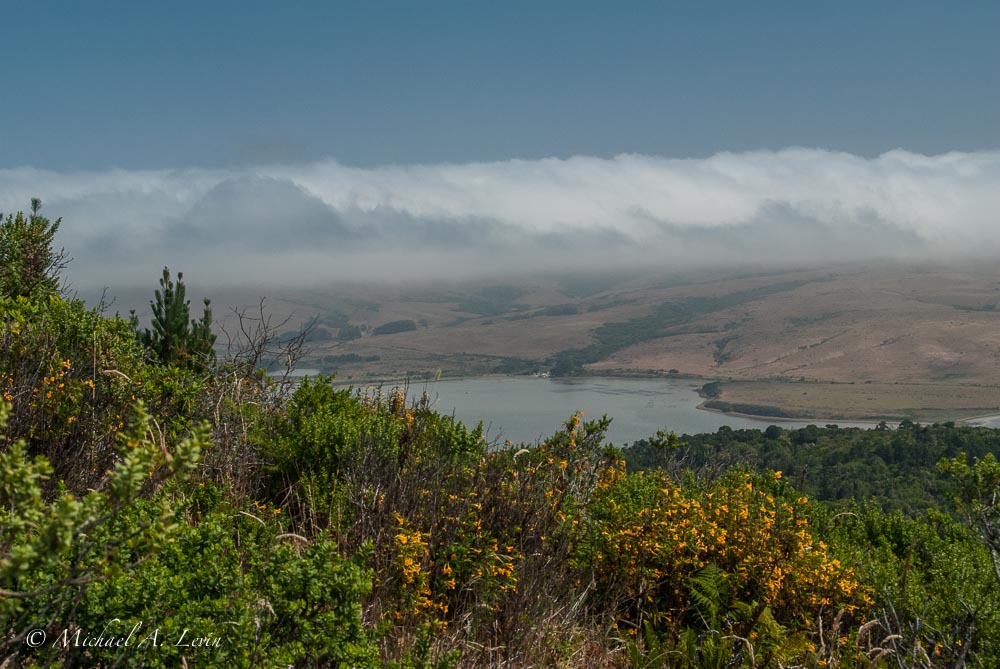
[579,467,870,663]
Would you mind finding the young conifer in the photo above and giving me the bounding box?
[135,267,216,368]
[0,198,68,299]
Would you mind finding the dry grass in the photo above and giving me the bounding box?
[708,379,1000,422]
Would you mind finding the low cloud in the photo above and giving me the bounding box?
[1,149,998,292]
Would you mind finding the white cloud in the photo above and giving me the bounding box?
[1,148,999,290]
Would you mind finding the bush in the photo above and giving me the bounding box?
[0,401,204,665]
[337,324,364,341]
[0,294,152,491]
[0,398,379,668]
[579,468,868,658]
[76,498,378,668]
[0,199,66,300]
[372,320,418,336]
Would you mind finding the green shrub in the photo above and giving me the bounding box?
[372,320,418,336]
[0,200,65,300]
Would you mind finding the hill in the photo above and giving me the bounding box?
[137,261,1000,422]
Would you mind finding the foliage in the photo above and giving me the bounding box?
[73,499,378,668]
[819,503,1000,665]
[258,385,621,664]
[0,199,67,300]
[581,467,869,665]
[135,267,216,369]
[372,320,419,336]
[700,381,722,399]
[0,293,154,491]
[939,452,1000,587]
[0,401,203,664]
[337,323,364,341]
[626,421,1000,513]
[323,353,382,367]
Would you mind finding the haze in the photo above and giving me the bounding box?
[0,149,998,295]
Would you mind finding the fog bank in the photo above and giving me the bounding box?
[1,149,998,290]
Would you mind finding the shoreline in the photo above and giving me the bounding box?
[320,371,1000,427]
[694,400,889,426]
[695,397,1000,427]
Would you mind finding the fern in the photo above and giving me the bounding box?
[688,562,729,629]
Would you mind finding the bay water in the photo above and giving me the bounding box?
[385,377,874,446]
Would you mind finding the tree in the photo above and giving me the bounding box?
[134,267,216,369]
[940,452,1000,588]
[0,198,68,299]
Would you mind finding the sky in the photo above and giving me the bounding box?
[1,2,999,291]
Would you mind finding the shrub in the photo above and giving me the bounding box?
[372,320,418,336]
[0,401,203,665]
[337,324,364,341]
[0,199,66,300]
[0,294,152,491]
[579,468,870,664]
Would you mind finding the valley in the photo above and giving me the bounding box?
[195,261,1000,422]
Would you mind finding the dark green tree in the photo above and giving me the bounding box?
[0,198,68,299]
[940,452,1000,587]
[135,267,216,369]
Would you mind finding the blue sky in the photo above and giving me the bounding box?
[3,1,998,170]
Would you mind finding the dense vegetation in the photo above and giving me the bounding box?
[3,203,1000,667]
[372,320,419,336]
[624,421,1000,514]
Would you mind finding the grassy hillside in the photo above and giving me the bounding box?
[182,263,1000,421]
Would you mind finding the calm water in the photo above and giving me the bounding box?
[382,377,874,446]
[966,415,1000,428]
